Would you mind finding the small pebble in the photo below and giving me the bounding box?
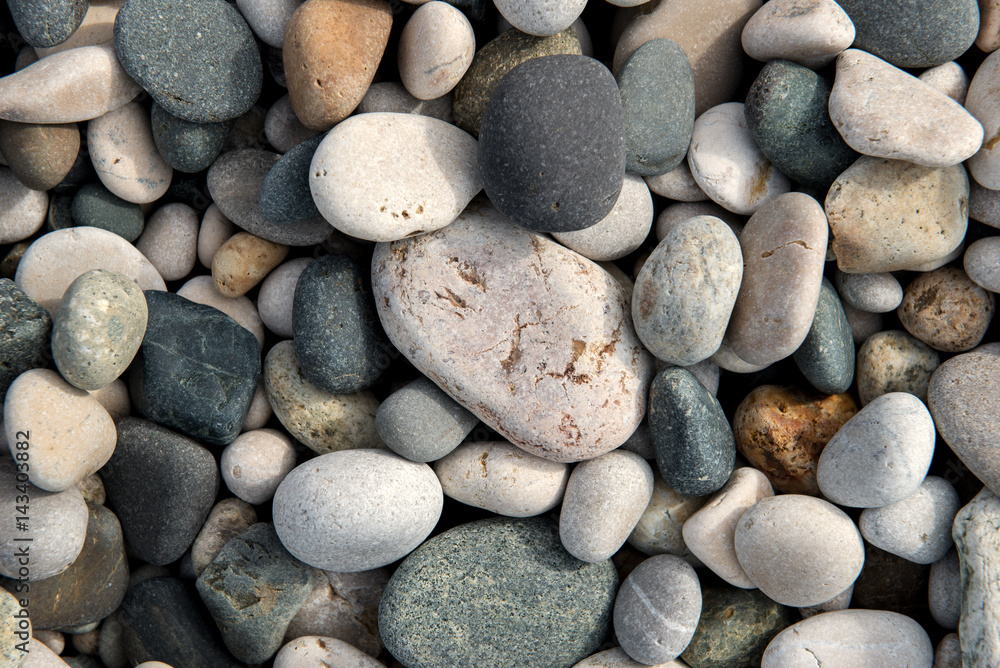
[655,201,743,241]
[262,95,320,153]
[898,266,995,352]
[70,182,144,242]
[0,120,80,191]
[0,167,47,244]
[919,61,971,103]
[953,487,1000,668]
[398,2,475,100]
[493,0,584,36]
[935,634,962,668]
[257,257,312,338]
[0,278,51,403]
[741,0,855,68]
[859,476,960,565]
[212,231,288,298]
[376,376,478,463]
[150,102,228,174]
[627,471,705,562]
[967,51,1000,189]
[273,636,386,668]
[236,0,302,48]
[190,497,257,576]
[241,380,272,431]
[259,135,322,225]
[134,203,199,282]
[88,101,173,204]
[856,329,941,405]
[221,428,297,504]
[965,237,1000,292]
[643,160,707,201]
[928,550,961,630]
[833,269,903,313]
[552,173,653,262]
[356,81,454,122]
[284,568,388,655]
[197,205,234,269]
[792,277,855,395]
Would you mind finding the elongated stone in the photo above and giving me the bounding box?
[953,488,1000,668]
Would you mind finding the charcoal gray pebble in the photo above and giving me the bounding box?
[793,277,855,395]
[8,0,87,48]
[71,183,144,242]
[376,376,479,462]
[259,134,322,224]
[0,278,50,404]
[150,103,229,173]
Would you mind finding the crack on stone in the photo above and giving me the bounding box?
[761,240,814,258]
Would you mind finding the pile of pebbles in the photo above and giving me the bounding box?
[0,0,999,666]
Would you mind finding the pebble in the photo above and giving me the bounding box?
[220,429,296,504]
[262,95,320,154]
[741,0,855,68]
[282,0,393,130]
[559,450,654,563]
[833,269,903,313]
[682,467,774,588]
[859,476,960,564]
[0,43,142,123]
[51,269,147,391]
[70,183,143,242]
[920,61,971,103]
[928,350,1000,496]
[434,440,569,516]
[133,202,199,281]
[929,550,961,630]
[967,51,1000,189]
[828,49,983,167]
[825,157,969,273]
[633,215,742,366]
[644,160,707,201]
[34,0,120,57]
[627,471,706,559]
[150,103,228,174]
[130,290,260,446]
[816,392,935,508]
[898,266,995,352]
[982,0,1000,51]
[259,135,322,225]
[966,237,1000,292]
[190,498,257,575]
[175,275,265,347]
[356,81,454,122]
[376,376,478,462]
[648,366,736,496]
[372,202,653,463]
[0,167,47,244]
[102,418,219,565]
[273,636,386,668]
[380,516,617,668]
[273,449,442,571]
[953,487,1000,667]
[792,277,855,395]
[551,173,653,262]
[197,523,315,664]
[8,0,87,48]
[726,192,828,366]
[0,120,80,191]
[655,201,743,241]
[572,648,687,668]
[761,609,933,667]
[856,329,941,405]
[734,494,865,606]
[687,102,791,215]
[114,0,262,123]
[613,554,701,665]
[0,278,51,403]
[87,101,172,204]
[212,232,288,299]
[398,2,475,100]
[257,258,312,338]
[285,568,388,655]
[14,226,165,314]
[935,634,962,668]
[236,0,302,48]
[744,59,858,190]
[19,639,72,666]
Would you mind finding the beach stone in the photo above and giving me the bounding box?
[0,168,46,245]
[220,429,296,504]
[150,103,228,174]
[981,0,1000,51]
[240,383,270,433]
[114,0,261,123]
[283,0,392,130]
[494,0,584,35]
[792,277,854,395]
[130,290,260,445]
[376,376,478,463]
[856,330,941,405]
[284,568,387,655]
[262,95,320,153]
[966,237,1000,293]
[967,51,1000,189]
[741,0,855,68]
[356,81,454,122]
[398,2,474,100]
[451,27,581,138]
[0,279,50,402]
[434,441,570,516]
[929,550,961,629]
[860,476,960,564]
[817,392,935,508]
[614,554,700,665]
[648,366,735,496]
[682,467,774,588]
[274,636,386,668]
[920,61,970,103]
[135,203,199,282]
[0,588,26,666]
[70,183,143,243]
[273,449,441,572]
[0,121,79,191]
[655,202,743,241]
[744,59,858,190]
[552,173,653,262]
[898,267,995,352]
[834,269,903,313]
[0,43,142,124]
[829,50,983,167]
[33,0,120,57]
[735,494,865,606]
[176,276,265,347]
[954,487,1000,667]
[212,231,288,298]
[928,350,1000,496]
[633,215,742,366]
[761,609,933,667]
[190,498,257,575]
[102,418,218,565]
[88,101,172,204]
[726,192,827,366]
[372,202,653,463]
[936,634,962,668]
[836,0,978,68]
[197,523,314,664]
[258,258,312,338]
[18,639,71,666]
[826,157,968,273]
[236,0,302,47]
[644,160,707,201]
[259,135,321,225]
[627,471,706,560]
[380,516,618,668]
[52,269,147,391]
[8,0,87,48]
[687,103,791,215]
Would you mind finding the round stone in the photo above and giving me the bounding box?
[398,2,475,100]
[0,167,47,244]
[493,0,585,36]
[551,173,653,262]
[257,258,312,339]
[357,81,454,122]
[833,269,903,313]
[856,329,940,405]
[263,94,321,153]
[221,429,297,505]
[236,0,302,48]
[919,61,971,103]
[0,120,80,191]
[150,102,228,174]
[197,204,235,268]
[898,266,995,352]
[8,0,87,48]
[212,231,288,298]
[376,376,479,463]
[88,101,172,204]
[70,183,144,242]
[929,551,960,629]
[259,135,322,225]
[741,0,855,68]
[134,203,199,282]
[859,476,960,564]
[965,237,1000,293]
[792,277,855,395]
[644,160,708,201]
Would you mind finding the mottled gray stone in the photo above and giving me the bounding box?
[859,476,960,564]
[793,277,854,395]
[376,376,478,463]
[0,278,50,403]
[953,488,1000,668]
[834,269,903,313]
[8,0,87,48]
[929,550,961,630]
[70,183,144,242]
[259,134,321,224]
[150,102,229,173]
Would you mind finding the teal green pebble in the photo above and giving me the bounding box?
[379,516,618,668]
[70,183,145,242]
[793,277,855,395]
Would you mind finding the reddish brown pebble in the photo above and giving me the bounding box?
[897,266,995,353]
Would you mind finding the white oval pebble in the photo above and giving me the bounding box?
[741,0,855,68]
[494,0,586,36]
[221,428,298,505]
[552,173,653,261]
[859,476,960,564]
[87,101,173,204]
[258,257,313,338]
[0,167,47,244]
[273,636,386,668]
[966,49,1000,189]
[399,2,475,101]
[135,203,199,281]
[919,61,970,104]
[197,203,236,269]
[176,275,266,347]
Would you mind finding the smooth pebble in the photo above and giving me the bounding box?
[376,376,478,463]
[221,428,297,505]
[134,203,199,282]
[859,476,960,564]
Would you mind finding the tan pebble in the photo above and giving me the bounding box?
[258,257,313,338]
[88,378,131,420]
[0,120,80,191]
[176,275,265,346]
[856,330,940,405]
[0,166,47,244]
[197,203,236,269]
[643,159,707,201]
[553,173,653,262]
[36,0,124,57]
[263,94,320,153]
[980,0,1000,52]
[284,568,388,656]
[357,81,454,123]
[212,231,289,297]
[135,203,199,281]
[741,0,854,68]
[965,237,1000,293]
[75,473,106,506]
[274,636,386,668]
[21,638,72,666]
[628,471,706,560]
[919,61,970,104]
[399,2,475,100]
[965,50,1000,189]
[190,497,257,575]
[33,630,65,655]
[88,101,173,204]
[242,380,273,431]
[221,428,297,504]
[898,266,995,352]
[655,201,744,241]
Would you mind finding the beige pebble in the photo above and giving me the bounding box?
[627,471,706,562]
[197,203,236,269]
[965,237,1000,293]
[135,663,175,668]
[857,330,941,405]
[258,257,313,338]
[898,266,995,352]
[221,428,298,504]
[399,2,475,100]
[274,636,386,668]
[980,0,1000,52]
[0,166,47,244]
[212,231,289,297]
[264,94,320,154]
[284,569,388,656]
[572,648,689,668]
[14,46,36,71]
[20,639,71,666]
[966,50,1000,189]
[0,120,80,191]
[75,473,106,505]
[35,0,123,57]
[741,0,854,68]
[72,628,100,655]
[176,275,265,346]
[655,201,744,241]
[88,378,131,420]
[643,160,707,202]
[33,630,65,655]
[842,302,884,345]
[356,82,454,123]
[919,61,970,104]
[709,338,770,374]
[242,380,273,431]
[88,101,173,204]
[135,203,199,281]
[190,497,258,575]
[552,173,653,261]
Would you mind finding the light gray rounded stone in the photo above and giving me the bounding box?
[843,302,884,345]
[856,329,940,405]
[929,550,960,630]
[935,633,961,668]
[643,160,707,202]
[741,0,855,68]
[834,269,903,313]
[272,449,443,572]
[221,428,298,504]
[797,584,854,618]
[627,471,706,562]
[859,476,960,564]
[966,49,1000,190]
[920,61,970,104]
[257,258,312,339]
[559,450,654,563]
[655,201,744,241]
[965,236,1000,293]
[263,95,320,154]
[356,82,453,123]
[816,392,936,508]
[494,0,586,36]
[552,173,653,262]
[953,487,1000,667]
[235,0,302,48]
[376,376,479,463]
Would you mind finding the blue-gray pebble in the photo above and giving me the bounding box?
[479,54,625,233]
[151,103,229,173]
[618,38,695,177]
[0,279,50,404]
[379,516,618,668]
[8,0,87,48]
[649,366,735,496]
[114,0,263,123]
[794,277,855,395]
[375,376,479,462]
[259,134,322,224]
[71,183,144,242]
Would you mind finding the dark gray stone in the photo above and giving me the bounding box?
[101,418,219,566]
[114,0,262,123]
[745,60,858,191]
[0,278,50,404]
[479,54,625,233]
[196,523,314,664]
[130,290,260,445]
[649,366,735,496]
[379,516,618,668]
[794,277,855,395]
[51,149,92,195]
[45,193,74,234]
[70,182,144,242]
[7,0,87,48]
[292,254,391,394]
[151,102,229,174]
[618,38,695,177]
[259,134,322,224]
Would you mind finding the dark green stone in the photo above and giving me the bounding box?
[151,102,229,173]
[379,516,618,668]
[794,277,855,395]
[70,183,145,242]
[0,278,51,404]
[259,134,322,224]
[744,60,858,191]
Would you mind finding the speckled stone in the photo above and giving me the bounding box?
[920,61,971,103]
[0,278,50,403]
[856,329,940,405]
[376,376,478,462]
[935,633,962,668]
[380,516,618,668]
[966,237,1000,293]
[741,0,855,68]
[263,94,320,153]
[257,258,312,338]
[898,267,995,353]
[8,0,87,48]
[190,498,257,576]
[744,59,857,190]
[834,269,903,313]
[114,0,262,122]
[273,636,386,668]
[953,488,1000,667]
[494,0,584,35]
[793,277,854,395]
[70,183,144,242]
[150,103,228,174]
[398,1,475,100]
[259,135,321,224]
[135,202,200,282]
[0,120,80,191]
[929,550,961,630]
[648,366,736,496]
[967,51,1000,190]
[860,476,960,564]
[356,82,454,122]
[628,471,706,561]
[236,0,301,48]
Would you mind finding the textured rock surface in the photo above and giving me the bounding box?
[856,330,940,405]
[0,120,80,191]
[70,183,144,243]
[954,488,1000,668]
[898,267,994,353]
[190,498,257,575]
[88,101,173,204]
[0,278,51,403]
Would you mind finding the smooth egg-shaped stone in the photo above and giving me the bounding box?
[494,0,585,36]
[834,269,903,313]
[632,214,742,366]
[377,376,479,463]
[134,202,200,282]
[212,231,288,298]
[257,258,311,338]
[220,429,297,505]
[236,0,301,48]
[551,173,653,262]
[88,101,172,204]
[70,182,143,242]
[816,392,935,508]
[372,202,653,463]
[273,449,442,572]
[741,0,855,68]
[793,277,855,395]
[310,113,481,242]
[967,51,1000,189]
[0,166,47,244]
[379,516,617,668]
[398,2,474,100]
[966,237,1000,293]
[0,120,80,191]
[859,476,960,565]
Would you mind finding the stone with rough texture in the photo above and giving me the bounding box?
[967,51,1000,189]
[0,167,47,244]
[627,472,706,559]
[376,376,479,463]
[898,266,995,353]
[258,258,312,338]
[190,497,257,575]
[859,476,960,564]
[741,0,855,68]
[88,101,172,204]
[398,2,474,100]
[284,568,388,656]
[70,183,143,242]
[929,550,960,630]
[792,277,855,395]
[273,636,386,668]
[8,0,87,48]
[150,103,228,174]
[221,429,297,504]
[834,269,902,313]
[857,330,940,405]
[494,0,584,35]
[0,278,51,403]
[0,121,80,191]
[552,173,653,262]
[954,488,1000,668]
[212,231,288,298]
[34,0,121,57]
[966,237,1000,293]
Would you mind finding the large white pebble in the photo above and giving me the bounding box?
[494,0,586,36]
[399,2,475,100]
[88,101,172,204]
[433,441,569,517]
[135,203,199,281]
[741,0,855,68]
[552,173,653,262]
[274,636,386,668]
[273,449,443,572]
[176,275,265,347]
[0,167,47,244]
[859,476,960,564]
[221,428,297,505]
[257,257,313,338]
